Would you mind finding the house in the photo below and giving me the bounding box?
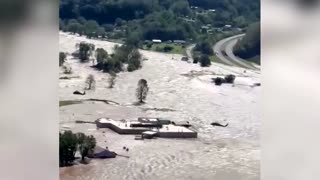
[173,40,186,44]
[208,9,216,12]
[88,146,117,159]
[152,39,162,43]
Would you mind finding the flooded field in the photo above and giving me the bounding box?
[59,32,260,180]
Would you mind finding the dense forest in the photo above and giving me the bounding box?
[60,0,260,43]
[233,22,260,64]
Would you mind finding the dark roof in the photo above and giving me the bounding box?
[89,146,117,159]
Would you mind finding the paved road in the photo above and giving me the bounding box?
[213,34,245,66]
[225,38,259,70]
[213,34,260,70]
[186,44,195,59]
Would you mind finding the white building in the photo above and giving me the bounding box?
[152,39,162,43]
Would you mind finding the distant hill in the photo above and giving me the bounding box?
[60,0,260,42]
[233,22,260,64]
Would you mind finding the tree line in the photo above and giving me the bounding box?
[72,41,142,73]
[59,0,260,44]
[233,22,260,64]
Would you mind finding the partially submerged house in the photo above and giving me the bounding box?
[96,118,197,138]
[88,146,117,159]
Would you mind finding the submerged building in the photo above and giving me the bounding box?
[96,117,197,138]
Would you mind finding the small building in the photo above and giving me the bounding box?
[208,9,216,12]
[152,39,162,43]
[173,40,186,44]
[201,25,210,30]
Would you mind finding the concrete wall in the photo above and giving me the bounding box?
[158,132,197,138]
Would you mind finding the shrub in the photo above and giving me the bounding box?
[214,77,225,86]
[146,43,152,49]
[199,55,211,67]
[195,41,213,55]
[163,45,173,52]
[224,74,236,83]
[193,56,200,64]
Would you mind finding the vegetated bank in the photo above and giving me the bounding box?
[233,22,260,64]
[59,0,260,54]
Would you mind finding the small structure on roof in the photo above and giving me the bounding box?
[152,39,162,43]
[172,121,191,128]
[142,131,158,139]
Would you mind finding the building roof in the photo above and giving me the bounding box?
[158,124,193,133]
[142,131,158,135]
[173,40,186,43]
[152,39,162,43]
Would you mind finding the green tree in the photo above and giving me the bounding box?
[170,1,192,17]
[200,54,211,67]
[84,20,99,38]
[108,71,117,88]
[59,52,66,66]
[96,27,106,38]
[195,41,213,55]
[127,49,142,72]
[95,48,108,65]
[85,74,96,90]
[67,22,83,34]
[136,79,149,103]
[59,131,78,166]
[234,22,260,64]
[233,16,247,28]
[126,32,141,48]
[76,133,96,161]
[78,42,95,62]
[102,24,114,32]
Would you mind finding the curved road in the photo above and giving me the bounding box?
[213,34,260,71]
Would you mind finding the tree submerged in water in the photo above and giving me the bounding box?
[85,74,96,90]
[59,131,96,166]
[136,79,149,104]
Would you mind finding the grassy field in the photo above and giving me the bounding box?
[143,43,186,55]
